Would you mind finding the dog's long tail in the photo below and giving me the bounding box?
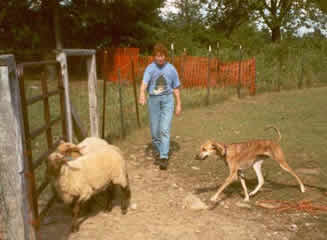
[265,125,282,142]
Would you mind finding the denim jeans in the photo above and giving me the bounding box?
[148,94,174,159]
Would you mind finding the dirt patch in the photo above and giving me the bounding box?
[38,140,327,240]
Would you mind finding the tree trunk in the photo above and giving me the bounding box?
[45,0,62,83]
[271,26,281,42]
[53,0,63,49]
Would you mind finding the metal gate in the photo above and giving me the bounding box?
[17,60,68,229]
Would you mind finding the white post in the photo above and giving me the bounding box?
[87,54,99,137]
[56,52,73,141]
[0,55,37,240]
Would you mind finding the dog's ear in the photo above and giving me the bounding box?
[213,142,226,155]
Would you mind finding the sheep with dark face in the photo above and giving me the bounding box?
[47,144,131,232]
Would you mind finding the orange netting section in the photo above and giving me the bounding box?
[100,48,256,95]
[101,47,139,83]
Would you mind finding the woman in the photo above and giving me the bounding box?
[139,43,182,170]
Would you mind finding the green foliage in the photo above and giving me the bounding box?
[0,0,165,51]
[254,38,327,92]
[1,0,326,93]
[203,0,327,42]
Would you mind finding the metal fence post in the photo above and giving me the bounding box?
[117,68,125,138]
[206,45,212,105]
[131,59,141,128]
[102,50,108,138]
[237,45,242,98]
[298,50,304,89]
[216,42,220,87]
[171,43,174,64]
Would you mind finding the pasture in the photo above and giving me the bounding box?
[38,86,327,240]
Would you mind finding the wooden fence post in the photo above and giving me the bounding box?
[87,53,100,137]
[56,51,73,141]
[0,55,37,240]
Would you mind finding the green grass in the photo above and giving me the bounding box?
[122,86,327,205]
[172,87,327,202]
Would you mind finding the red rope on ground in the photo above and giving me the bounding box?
[257,199,327,215]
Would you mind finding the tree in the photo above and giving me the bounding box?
[0,0,166,51]
[206,0,253,38]
[205,0,327,42]
[161,0,213,54]
[313,0,327,12]
[0,0,38,50]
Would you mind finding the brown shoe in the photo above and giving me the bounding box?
[159,158,168,170]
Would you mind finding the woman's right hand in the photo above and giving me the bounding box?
[139,93,146,105]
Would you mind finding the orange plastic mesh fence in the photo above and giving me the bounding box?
[101,48,256,95]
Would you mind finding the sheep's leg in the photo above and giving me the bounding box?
[120,185,131,215]
[84,197,94,213]
[106,185,113,212]
[71,200,81,232]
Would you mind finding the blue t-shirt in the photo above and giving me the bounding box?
[142,62,180,96]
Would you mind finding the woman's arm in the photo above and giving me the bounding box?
[139,82,148,105]
[173,88,182,116]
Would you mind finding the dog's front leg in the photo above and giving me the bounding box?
[210,170,238,202]
[238,171,249,201]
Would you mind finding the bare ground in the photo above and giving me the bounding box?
[38,136,327,240]
[39,89,327,240]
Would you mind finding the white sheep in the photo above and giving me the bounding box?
[56,137,121,158]
[77,137,122,155]
[47,145,131,232]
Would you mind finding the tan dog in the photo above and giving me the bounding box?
[196,127,305,203]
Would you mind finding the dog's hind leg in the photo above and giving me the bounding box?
[278,161,306,193]
[249,160,264,196]
[238,171,249,201]
[272,147,306,193]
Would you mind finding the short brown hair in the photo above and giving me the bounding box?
[153,42,168,57]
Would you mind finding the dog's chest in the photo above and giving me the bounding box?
[226,145,258,170]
